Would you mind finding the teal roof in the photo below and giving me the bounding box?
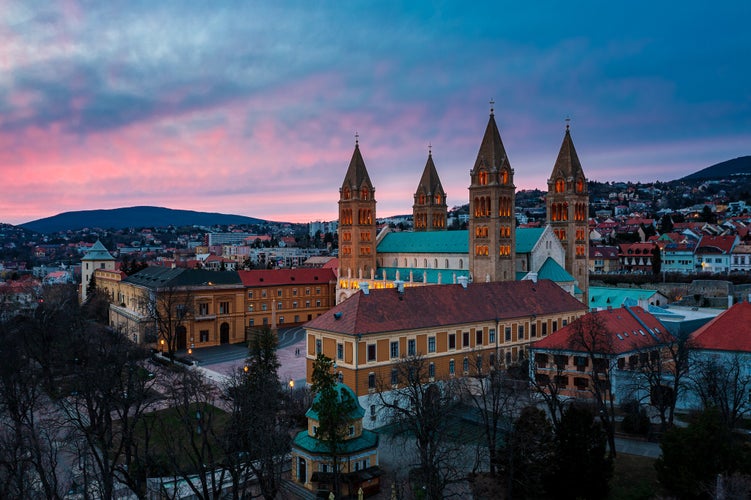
[82,240,115,261]
[305,383,364,421]
[377,267,470,283]
[588,286,660,309]
[537,257,575,282]
[292,428,379,455]
[377,230,468,253]
[515,227,545,253]
[376,227,545,255]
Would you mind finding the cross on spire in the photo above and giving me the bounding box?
[565,116,571,131]
[355,131,359,145]
[489,98,495,116]
[428,141,432,155]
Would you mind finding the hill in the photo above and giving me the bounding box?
[681,156,751,181]
[20,206,268,234]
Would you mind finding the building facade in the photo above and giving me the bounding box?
[305,279,587,428]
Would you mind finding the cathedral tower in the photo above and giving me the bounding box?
[338,136,377,280]
[468,104,516,282]
[547,122,589,300]
[412,147,447,231]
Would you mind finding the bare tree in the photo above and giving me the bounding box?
[567,313,619,459]
[156,368,228,499]
[221,327,290,500]
[376,355,466,500]
[462,351,527,477]
[528,353,572,434]
[0,320,71,499]
[63,324,157,499]
[145,286,193,360]
[625,335,694,433]
[689,353,751,430]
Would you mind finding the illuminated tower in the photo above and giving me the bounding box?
[547,121,589,300]
[338,135,377,280]
[468,102,516,282]
[412,146,447,231]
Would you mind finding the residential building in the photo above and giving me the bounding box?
[529,306,671,405]
[589,246,619,273]
[304,279,587,428]
[239,268,337,329]
[731,243,751,273]
[618,242,657,274]
[695,235,739,273]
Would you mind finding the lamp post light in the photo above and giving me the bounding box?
[160,338,165,355]
[288,379,295,390]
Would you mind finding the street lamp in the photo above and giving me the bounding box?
[289,379,295,390]
[160,338,165,355]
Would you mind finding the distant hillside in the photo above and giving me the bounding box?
[681,156,751,181]
[20,206,268,234]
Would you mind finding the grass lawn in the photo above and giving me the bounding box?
[609,453,660,500]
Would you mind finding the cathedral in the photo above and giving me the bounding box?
[336,104,589,304]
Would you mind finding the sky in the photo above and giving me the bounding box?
[1,1,750,226]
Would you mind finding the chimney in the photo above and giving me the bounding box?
[394,280,405,294]
[458,276,469,289]
[359,282,369,295]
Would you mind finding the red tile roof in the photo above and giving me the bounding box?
[305,279,586,336]
[691,302,751,352]
[531,306,669,354]
[238,268,336,287]
[696,235,738,254]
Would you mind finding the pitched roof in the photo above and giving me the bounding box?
[377,230,468,253]
[690,302,751,352]
[472,110,511,174]
[124,267,242,288]
[531,306,670,354]
[536,257,575,282]
[237,268,336,287]
[305,279,586,336]
[376,228,545,255]
[341,141,373,190]
[550,126,585,182]
[415,152,445,197]
[81,240,115,261]
[696,235,738,254]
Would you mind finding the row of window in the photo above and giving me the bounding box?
[353,322,564,363]
[248,299,323,312]
[248,287,323,299]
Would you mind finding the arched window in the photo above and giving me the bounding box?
[459,259,464,269]
[501,169,509,184]
[343,187,351,199]
[576,178,584,193]
[361,187,369,200]
[445,259,449,268]
[423,259,428,268]
[555,178,565,193]
[419,193,426,204]
[434,194,442,204]
[434,259,438,268]
[479,170,488,185]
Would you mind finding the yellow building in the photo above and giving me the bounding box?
[304,279,587,427]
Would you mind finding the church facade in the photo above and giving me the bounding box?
[336,106,589,303]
